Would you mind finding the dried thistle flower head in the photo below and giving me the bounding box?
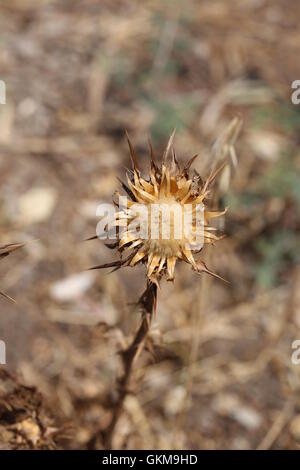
[93,131,227,286]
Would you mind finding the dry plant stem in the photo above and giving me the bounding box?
[172,263,209,448]
[95,281,157,450]
[256,401,294,450]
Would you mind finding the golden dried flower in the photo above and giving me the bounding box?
[92,131,227,286]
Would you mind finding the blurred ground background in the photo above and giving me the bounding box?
[0,0,300,450]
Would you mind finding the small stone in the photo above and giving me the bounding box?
[49,272,95,302]
[18,187,57,224]
[164,386,186,416]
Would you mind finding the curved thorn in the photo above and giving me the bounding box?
[148,137,157,169]
[162,129,176,165]
[125,129,139,171]
[183,154,199,173]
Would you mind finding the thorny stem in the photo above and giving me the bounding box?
[172,264,208,448]
[89,281,157,449]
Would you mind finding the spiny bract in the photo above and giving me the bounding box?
[93,131,227,286]
[0,243,24,301]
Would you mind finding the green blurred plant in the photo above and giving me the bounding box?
[261,153,300,206]
[251,102,300,132]
[253,230,299,289]
[225,151,300,288]
[147,96,196,142]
